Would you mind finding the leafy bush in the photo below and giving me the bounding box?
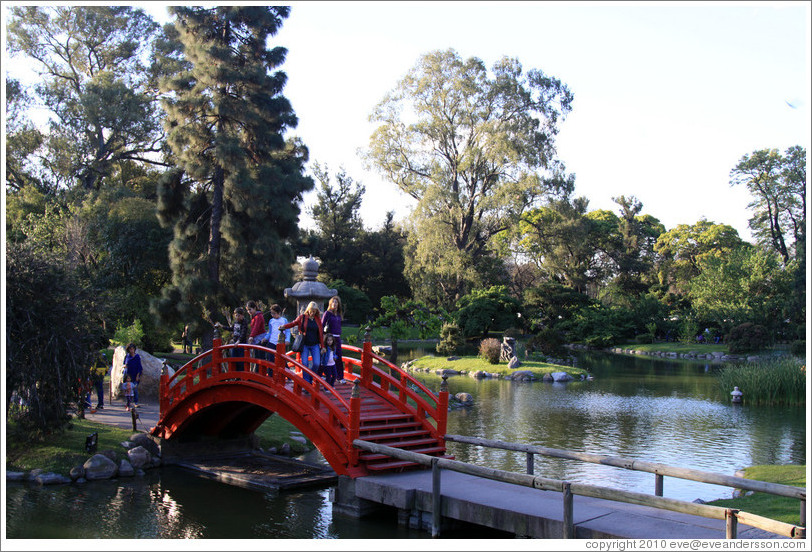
[111,318,144,348]
[636,332,655,344]
[478,338,501,364]
[726,322,769,354]
[790,340,805,357]
[436,322,465,356]
[527,328,566,357]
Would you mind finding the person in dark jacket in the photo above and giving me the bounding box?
[217,307,249,371]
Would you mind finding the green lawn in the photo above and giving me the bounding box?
[410,354,588,379]
[7,414,311,477]
[707,465,806,525]
[614,342,728,354]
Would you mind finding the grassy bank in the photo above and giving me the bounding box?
[409,354,588,379]
[614,342,728,354]
[707,465,806,525]
[6,415,310,477]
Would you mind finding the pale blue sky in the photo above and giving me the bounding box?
[12,2,812,241]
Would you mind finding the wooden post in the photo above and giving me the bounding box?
[801,499,806,527]
[726,509,739,539]
[432,457,442,538]
[159,365,168,416]
[655,474,664,497]
[131,407,137,432]
[348,381,361,465]
[362,327,373,385]
[275,331,286,385]
[562,481,574,538]
[526,452,534,475]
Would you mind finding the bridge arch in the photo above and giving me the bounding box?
[152,337,450,477]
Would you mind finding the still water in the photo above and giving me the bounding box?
[6,350,806,539]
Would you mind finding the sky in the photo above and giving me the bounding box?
[8,1,812,242]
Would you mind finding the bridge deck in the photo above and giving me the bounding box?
[347,471,785,539]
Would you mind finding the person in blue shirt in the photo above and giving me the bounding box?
[122,343,143,407]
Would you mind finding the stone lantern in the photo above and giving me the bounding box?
[730,386,743,404]
[284,255,337,316]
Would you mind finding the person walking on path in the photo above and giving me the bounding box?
[181,324,192,354]
[280,302,324,384]
[322,296,346,383]
[320,334,338,386]
[89,347,108,411]
[121,374,135,411]
[122,343,143,406]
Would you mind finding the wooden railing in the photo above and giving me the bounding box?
[353,439,807,540]
[444,434,807,527]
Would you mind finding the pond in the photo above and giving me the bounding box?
[6,349,806,539]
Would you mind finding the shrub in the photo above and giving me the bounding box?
[478,338,501,364]
[503,327,523,339]
[790,340,805,357]
[437,322,465,356]
[726,323,769,354]
[111,319,144,348]
[636,332,655,344]
[527,328,566,357]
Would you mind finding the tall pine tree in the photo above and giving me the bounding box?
[153,7,312,346]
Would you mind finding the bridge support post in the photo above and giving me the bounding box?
[211,336,223,375]
[431,457,442,538]
[726,508,739,539]
[562,481,574,538]
[348,381,361,466]
[655,473,664,496]
[275,337,286,385]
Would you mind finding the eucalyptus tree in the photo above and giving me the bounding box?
[730,146,806,264]
[152,6,313,346]
[6,6,164,192]
[367,49,573,306]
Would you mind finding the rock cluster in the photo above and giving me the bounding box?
[606,347,766,362]
[7,432,162,486]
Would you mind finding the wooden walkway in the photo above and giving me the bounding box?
[336,470,791,539]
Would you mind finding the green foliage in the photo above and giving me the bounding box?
[635,333,655,344]
[367,48,573,305]
[560,303,634,348]
[478,338,502,364]
[527,328,566,357]
[715,357,805,405]
[6,242,105,437]
[726,323,770,354]
[373,296,445,342]
[7,6,162,191]
[436,322,465,356]
[678,318,699,344]
[153,6,313,347]
[790,340,805,357]
[455,285,522,338]
[111,319,145,348]
[327,280,374,325]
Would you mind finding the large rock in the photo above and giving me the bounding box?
[111,346,175,401]
[551,371,574,382]
[500,337,517,362]
[129,433,161,457]
[454,392,474,406]
[35,472,72,485]
[83,454,118,480]
[127,446,152,469]
[507,356,522,369]
[118,459,135,477]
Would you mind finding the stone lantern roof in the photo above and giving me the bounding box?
[284,255,337,315]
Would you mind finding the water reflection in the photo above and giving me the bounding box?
[6,349,805,538]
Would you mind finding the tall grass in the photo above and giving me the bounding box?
[716,357,806,406]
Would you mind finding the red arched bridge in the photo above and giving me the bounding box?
[151,333,450,477]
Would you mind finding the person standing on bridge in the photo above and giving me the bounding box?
[216,308,249,371]
[260,304,290,353]
[322,296,346,383]
[280,301,324,385]
[246,301,266,371]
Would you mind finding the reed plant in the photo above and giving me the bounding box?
[716,357,806,406]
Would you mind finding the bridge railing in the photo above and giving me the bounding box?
[353,439,806,540]
[444,434,807,527]
[341,338,449,443]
